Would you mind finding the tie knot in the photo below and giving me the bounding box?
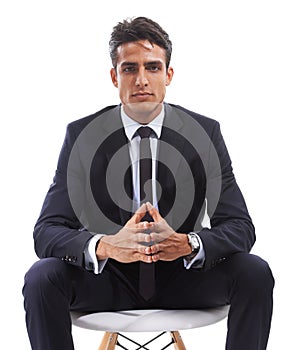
[136,126,154,139]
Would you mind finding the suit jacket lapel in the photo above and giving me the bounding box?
[100,105,133,224]
[159,104,185,175]
[157,104,185,219]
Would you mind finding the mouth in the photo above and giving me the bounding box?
[132,92,153,101]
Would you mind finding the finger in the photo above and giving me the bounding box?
[144,255,154,263]
[135,221,154,230]
[127,203,147,225]
[135,252,154,263]
[125,226,149,234]
[134,203,148,222]
[131,222,154,237]
[146,202,163,222]
[134,232,152,244]
[149,244,160,255]
[151,254,160,262]
[150,230,172,242]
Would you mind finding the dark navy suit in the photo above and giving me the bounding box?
[23,103,274,349]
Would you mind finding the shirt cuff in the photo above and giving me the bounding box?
[84,234,108,274]
[183,233,205,269]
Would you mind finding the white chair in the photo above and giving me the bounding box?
[71,305,230,349]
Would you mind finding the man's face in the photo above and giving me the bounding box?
[110,40,174,123]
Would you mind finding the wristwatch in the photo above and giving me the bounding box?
[187,233,200,258]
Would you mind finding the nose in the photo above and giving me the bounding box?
[135,68,148,87]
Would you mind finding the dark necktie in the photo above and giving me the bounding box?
[136,126,155,300]
[137,126,153,206]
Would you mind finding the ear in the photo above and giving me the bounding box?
[110,68,118,87]
[165,67,174,86]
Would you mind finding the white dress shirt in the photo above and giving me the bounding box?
[84,104,205,273]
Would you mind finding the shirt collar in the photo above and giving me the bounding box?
[121,104,164,141]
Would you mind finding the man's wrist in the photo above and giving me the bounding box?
[84,234,108,274]
[96,237,110,260]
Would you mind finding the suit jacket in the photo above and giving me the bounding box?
[33,103,255,271]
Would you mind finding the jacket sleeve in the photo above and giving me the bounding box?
[198,121,256,270]
[33,122,93,268]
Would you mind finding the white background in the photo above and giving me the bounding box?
[1,0,289,348]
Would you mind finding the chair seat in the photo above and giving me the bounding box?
[71,305,230,333]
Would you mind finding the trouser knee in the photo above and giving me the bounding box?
[23,258,72,301]
[229,253,274,298]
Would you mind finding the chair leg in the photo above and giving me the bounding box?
[170,331,186,350]
[98,332,118,350]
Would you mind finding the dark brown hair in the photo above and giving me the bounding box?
[109,17,172,69]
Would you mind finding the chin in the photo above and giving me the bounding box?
[124,102,162,122]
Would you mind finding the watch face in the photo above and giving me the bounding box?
[190,235,200,251]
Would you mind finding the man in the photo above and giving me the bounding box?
[23,17,274,349]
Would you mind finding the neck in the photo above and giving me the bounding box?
[123,102,163,124]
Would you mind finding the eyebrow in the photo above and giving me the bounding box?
[120,62,138,67]
[120,60,163,67]
[145,61,163,67]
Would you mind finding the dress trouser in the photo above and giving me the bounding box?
[22,252,274,350]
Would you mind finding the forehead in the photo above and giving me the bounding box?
[115,40,167,65]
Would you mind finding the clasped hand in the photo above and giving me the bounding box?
[97,203,191,263]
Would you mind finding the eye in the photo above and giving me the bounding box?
[147,65,160,71]
[123,66,137,73]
